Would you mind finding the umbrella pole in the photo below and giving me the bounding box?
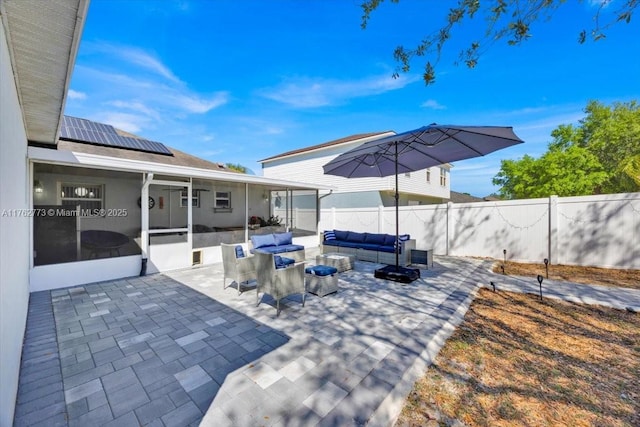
[395,142,399,270]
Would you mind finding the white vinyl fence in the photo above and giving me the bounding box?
[319,192,640,269]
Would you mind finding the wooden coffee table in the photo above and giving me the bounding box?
[316,252,355,273]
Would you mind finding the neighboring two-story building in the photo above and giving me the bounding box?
[260,132,452,209]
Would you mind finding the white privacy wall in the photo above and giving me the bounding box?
[319,192,640,269]
[0,24,31,427]
[448,198,550,262]
[557,194,640,269]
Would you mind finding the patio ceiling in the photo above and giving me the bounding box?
[1,0,88,145]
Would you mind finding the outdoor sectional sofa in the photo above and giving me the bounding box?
[249,231,306,262]
[321,230,415,266]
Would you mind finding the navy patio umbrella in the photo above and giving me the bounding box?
[323,124,524,281]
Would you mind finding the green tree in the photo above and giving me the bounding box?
[493,100,640,199]
[622,155,640,186]
[361,0,639,85]
[224,162,248,173]
[576,100,640,192]
[493,146,607,199]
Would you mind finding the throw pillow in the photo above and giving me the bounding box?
[274,232,293,246]
[394,234,411,253]
[234,245,245,258]
[334,229,349,241]
[324,230,336,241]
[251,233,276,249]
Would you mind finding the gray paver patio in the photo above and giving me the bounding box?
[13,252,640,426]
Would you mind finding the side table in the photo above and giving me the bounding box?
[410,248,433,269]
[315,253,355,273]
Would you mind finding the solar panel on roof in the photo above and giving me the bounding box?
[59,116,173,156]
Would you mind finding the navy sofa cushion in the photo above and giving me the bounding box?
[336,240,361,249]
[305,265,338,276]
[334,230,350,241]
[347,232,366,243]
[251,233,276,249]
[322,231,409,255]
[383,234,396,246]
[364,233,386,245]
[353,242,385,251]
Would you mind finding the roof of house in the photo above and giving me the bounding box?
[448,191,486,203]
[2,0,89,145]
[56,116,237,173]
[259,131,393,163]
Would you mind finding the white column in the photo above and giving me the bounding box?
[140,173,153,259]
[187,179,192,251]
[378,205,384,233]
[245,183,249,243]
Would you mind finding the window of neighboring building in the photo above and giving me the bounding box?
[404,172,411,177]
[180,189,199,207]
[214,191,231,211]
[426,169,431,183]
[440,168,447,186]
[60,183,103,211]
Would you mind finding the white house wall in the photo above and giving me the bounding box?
[263,143,450,202]
[264,148,394,193]
[29,256,142,292]
[0,23,31,427]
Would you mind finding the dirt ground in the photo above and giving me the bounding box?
[491,260,640,290]
[396,289,640,427]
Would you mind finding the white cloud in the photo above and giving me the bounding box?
[96,112,151,134]
[168,92,229,114]
[421,99,446,110]
[259,73,418,108]
[74,43,230,126]
[98,44,184,84]
[107,100,161,121]
[68,89,87,100]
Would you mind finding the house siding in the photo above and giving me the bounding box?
[262,136,451,206]
[0,23,31,427]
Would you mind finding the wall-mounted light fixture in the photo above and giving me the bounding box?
[34,180,43,193]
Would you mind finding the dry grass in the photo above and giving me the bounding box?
[396,289,640,427]
[491,261,640,291]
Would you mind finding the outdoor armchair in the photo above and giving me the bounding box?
[221,243,256,295]
[254,251,306,316]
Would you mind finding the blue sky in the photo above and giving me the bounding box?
[65,0,640,196]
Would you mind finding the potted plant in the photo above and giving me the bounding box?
[248,216,262,230]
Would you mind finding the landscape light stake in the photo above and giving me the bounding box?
[537,275,544,300]
[490,281,496,292]
[503,249,507,274]
[544,258,549,278]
